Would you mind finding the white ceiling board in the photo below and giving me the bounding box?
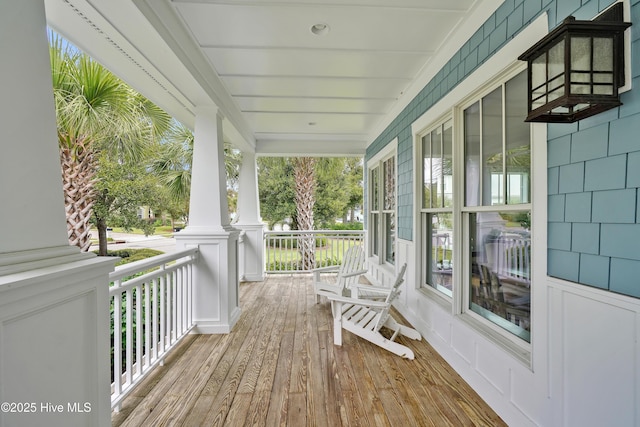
[203,48,429,79]
[221,76,407,99]
[175,3,469,52]
[243,111,381,133]
[234,97,391,114]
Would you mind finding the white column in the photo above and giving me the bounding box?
[234,151,265,281]
[175,106,241,333]
[0,0,90,272]
[0,2,115,426]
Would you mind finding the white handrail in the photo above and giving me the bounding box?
[109,248,198,411]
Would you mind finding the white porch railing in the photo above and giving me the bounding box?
[264,230,365,273]
[109,248,198,411]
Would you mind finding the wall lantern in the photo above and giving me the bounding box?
[518,3,631,123]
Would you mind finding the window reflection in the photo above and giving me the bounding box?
[469,211,531,342]
[424,212,453,296]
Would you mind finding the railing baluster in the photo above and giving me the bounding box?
[112,281,122,399]
[125,288,133,386]
[177,267,183,335]
[172,269,178,343]
[144,281,151,367]
[159,272,166,355]
[152,278,158,363]
[135,284,142,378]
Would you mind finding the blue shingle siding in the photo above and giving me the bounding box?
[565,192,592,223]
[364,0,640,298]
[578,253,610,289]
[548,249,580,282]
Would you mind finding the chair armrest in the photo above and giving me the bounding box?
[341,268,368,279]
[317,291,388,309]
[351,283,391,294]
[312,265,340,281]
[312,265,340,273]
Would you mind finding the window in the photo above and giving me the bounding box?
[383,157,396,265]
[370,166,380,257]
[368,145,396,266]
[463,70,531,342]
[420,119,454,296]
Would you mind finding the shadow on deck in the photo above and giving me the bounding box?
[112,275,506,426]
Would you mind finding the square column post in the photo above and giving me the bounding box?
[0,2,116,426]
[234,151,265,281]
[175,106,240,333]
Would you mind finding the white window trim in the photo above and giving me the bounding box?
[411,13,549,365]
[415,115,455,304]
[367,138,397,271]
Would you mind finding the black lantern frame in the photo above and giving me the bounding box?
[518,3,631,123]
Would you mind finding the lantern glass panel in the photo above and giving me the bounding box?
[532,54,547,109]
[593,37,613,71]
[571,37,591,70]
[548,41,565,78]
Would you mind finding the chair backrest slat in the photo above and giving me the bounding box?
[336,245,365,289]
[374,263,407,332]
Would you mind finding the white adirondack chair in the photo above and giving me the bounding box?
[319,264,422,359]
[313,245,367,303]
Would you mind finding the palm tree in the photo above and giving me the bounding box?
[292,157,317,270]
[50,34,171,251]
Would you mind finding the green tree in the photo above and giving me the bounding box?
[50,34,170,251]
[343,158,364,223]
[92,156,163,255]
[257,157,296,228]
[257,157,363,229]
[314,158,351,228]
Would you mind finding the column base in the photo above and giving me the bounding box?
[175,227,241,334]
[0,255,117,427]
[234,222,265,282]
[192,306,242,334]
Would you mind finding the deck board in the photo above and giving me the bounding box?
[113,275,507,426]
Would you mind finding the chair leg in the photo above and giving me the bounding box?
[344,324,415,359]
[383,317,421,341]
[333,302,343,346]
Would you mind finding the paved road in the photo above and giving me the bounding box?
[91,232,178,254]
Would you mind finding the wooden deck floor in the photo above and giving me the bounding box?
[112,275,506,427]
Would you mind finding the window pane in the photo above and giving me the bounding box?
[464,102,481,206]
[422,134,432,209]
[371,213,379,256]
[468,211,531,342]
[383,157,395,210]
[482,87,504,205]
[505,71,531,204]
[385,213,395,264]
[431,127,442,207]
[443,120,454,208]
[371,167,379,210]
[424,212,453,296]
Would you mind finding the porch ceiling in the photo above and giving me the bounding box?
[44,0,500,155]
